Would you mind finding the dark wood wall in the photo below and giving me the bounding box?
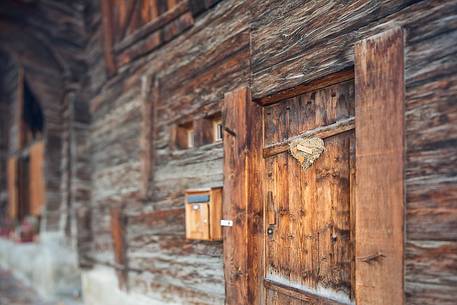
[0,52,17,220]
[82,1,249,303]
[247,1,457,303]
[1,0,451,304]
[0,0,90,236]
[82,0,457,304]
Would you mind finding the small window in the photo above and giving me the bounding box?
[176,122,194,149]
[187,128,195,148]
[214,119,223,142]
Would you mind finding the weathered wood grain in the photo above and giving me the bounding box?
[5,0,450,304]
[140,75,157,199]
[262,80,355,304]
[255,69,354,106]
[250,0,456,99]
[100,0,117,76]
[354,28,404,305]
[110,206,128,289]
[7,156,17,220]
[264,279,347,305]
[246,90,264,305]
[223,87,250,305]
[28,141,45,216]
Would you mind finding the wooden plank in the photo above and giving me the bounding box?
[28,141,45,216]
[115,12,194,67]
[123,0,140,38]
[245,89,264,305]
[264,279,347,305]
[250,0,454,100]
[209,187,222,240]
[223,87,262,305]
[140,76,157,199]
[223,87,249,305]
[113,0,189,53]
[254,69,354,106]
[194,117,214,146]
[354,28,404,305]
[110,207,127,289]
[127,208,185,236]
[7,156,17,220]
[100,0,117,76]
[167,0,178,10]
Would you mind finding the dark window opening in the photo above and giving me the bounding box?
[22,80,44,139]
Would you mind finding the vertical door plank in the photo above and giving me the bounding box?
[7,157,17,220]
[223,87,263,305]
[354,28,404,305]
[223,87,249,305]
[29,141,45,216]
[314,134,353,297]
[100,0,117,76]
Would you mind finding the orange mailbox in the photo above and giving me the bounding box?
[185,187,222,241]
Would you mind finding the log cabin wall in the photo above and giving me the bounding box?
[83,1,249,303]
[78,0,456,304]
[0,52,17,219]
[0,0,454,304]
[246,2,457,304]
[0,0,89,235]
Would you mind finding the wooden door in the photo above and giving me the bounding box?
[262,79,355,305]
[223,30,404,305]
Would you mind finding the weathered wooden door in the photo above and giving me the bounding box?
[261,76,356,305]
[223,29,404,305]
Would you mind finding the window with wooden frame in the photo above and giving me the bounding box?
[213,116,223,142]
[175,121,195,149]
[195,112,223,146]
[101,0,223,74]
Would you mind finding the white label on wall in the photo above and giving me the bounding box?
[220,220,233,227]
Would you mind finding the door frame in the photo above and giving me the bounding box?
[222,28,404,305]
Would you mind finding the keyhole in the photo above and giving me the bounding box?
[267,227,274,236]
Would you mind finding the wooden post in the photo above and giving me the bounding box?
[223,87,263,305]
[100,0,117,76]
[110,207,127,290]
[140,76,156,199]
[354,28,405,305]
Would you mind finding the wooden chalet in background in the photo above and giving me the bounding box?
[0,0,455,305]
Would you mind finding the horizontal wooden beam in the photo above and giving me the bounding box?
[264,279,346,305]
[254,68,354,106]
[114,0,190,53]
